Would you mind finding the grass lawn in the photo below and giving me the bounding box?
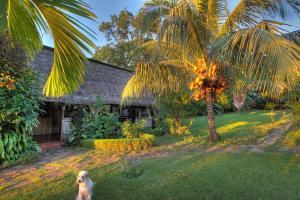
[1,110,299,200]
[157,110,288,145]
[1,153,299,200]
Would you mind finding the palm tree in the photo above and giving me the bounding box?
[0,0,97,97]
[122,0,300,142]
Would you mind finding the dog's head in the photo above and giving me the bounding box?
[76,171,89,184]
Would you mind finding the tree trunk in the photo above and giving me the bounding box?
[205,88,218,142]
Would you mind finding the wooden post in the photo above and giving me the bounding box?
[60,104,65,142]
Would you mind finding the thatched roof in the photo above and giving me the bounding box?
[31,46,153,106]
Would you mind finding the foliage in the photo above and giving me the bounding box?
[157,91,194,119]
[121,120,145,138]
[0,68,42,164]
[216,93,234,112]
[1,148,41,169]
[120,156,143,179]
[287,102,300,122]
[68,124,86,146]
[193,100,223,116]
[94,9,158,69]
[0,133,38,164]
[94,41,137,70]
[1,0,97,97]
[164,118,191,136]
[69,100,121,144]
[82,112,120,139]
[154,91,195,136]
[82,135,155,152]
[68,107,85,146]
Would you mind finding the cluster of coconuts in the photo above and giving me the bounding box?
[189,59,228,101]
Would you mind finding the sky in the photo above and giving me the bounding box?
[42,0,299,56]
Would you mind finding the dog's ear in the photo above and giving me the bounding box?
[85,171,89,177]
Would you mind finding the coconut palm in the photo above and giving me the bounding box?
[0,0,97,97]
[122,0,300,142]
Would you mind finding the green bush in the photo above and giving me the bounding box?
[165,118,191,135]
[82,134,155,152]
[121,120,145,138]
[0,68,42,164]
[69,100,121,146]
[81,111,120,139]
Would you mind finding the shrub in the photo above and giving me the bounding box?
[165,118,191,136]
[68,124,87,146]
[82,134,155,152]
[69,100,121,146]
[121,120,145,138]
[82,111,120,139]
[120,157,143,179]
[0,132,41,165]
[0,68,42,164]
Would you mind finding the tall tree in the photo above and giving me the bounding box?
[94,9,158,70]
[122,0,300,142]
[0,0,97,97]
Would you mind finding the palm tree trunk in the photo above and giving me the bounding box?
[205,88,218,142]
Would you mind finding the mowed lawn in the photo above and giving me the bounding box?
[1,153,299,200]
[157,110,287,145]
[1,111,299,200]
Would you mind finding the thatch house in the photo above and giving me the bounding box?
[31,46,154,143]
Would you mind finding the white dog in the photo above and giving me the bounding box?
[76,171,94,200]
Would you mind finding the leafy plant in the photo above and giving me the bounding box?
[69,99,121,145]
[121,120,145,138]
[81,111,120,139]
[0,68,42,164]
[165,118,191,136]
[120,156,143,179]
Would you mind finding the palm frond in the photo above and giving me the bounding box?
[207,0,229,35]
[214,28,300,97]
[4,0,97,97]
[219,0,300,35]
[6,0,45,57]
[122,61,192,103]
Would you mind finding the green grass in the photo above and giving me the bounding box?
[1,153,299,200]
[283,123,300,148]
[155,110,288,145]
[1,110,299,200]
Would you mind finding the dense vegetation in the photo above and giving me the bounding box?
[0,35,42,165]
[69,100,120,146]
[0,69,42,165]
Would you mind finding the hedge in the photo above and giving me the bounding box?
[82,134,155,152]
